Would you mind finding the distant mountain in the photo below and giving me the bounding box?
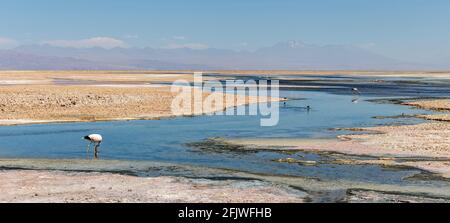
[0,50,130,70]
[249,40,406,70]
[0,41,439,70]
[11,45,221,70]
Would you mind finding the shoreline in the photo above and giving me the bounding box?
[3,70,450,78]
[2,158,450,202]
[0,169,305,203]
[0,71,280,126]
[224,98,450,178]
[0,101,267,127]
[0,87,280,127]
[0,71,449,202]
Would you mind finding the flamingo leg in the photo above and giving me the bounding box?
[94,142,101,159]
[87,142,92,159]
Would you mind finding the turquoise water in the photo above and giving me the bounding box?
[0,89,436,184]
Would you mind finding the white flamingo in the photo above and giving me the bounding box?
[352,88,361,95]
[83,134,103,159]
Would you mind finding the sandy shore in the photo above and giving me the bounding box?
[347,98,450,159]
[1,71,449,202]
[417,114,450,122]
[0,71,278,125]
[0,170,304,203]
[340,122,450,158]
[4,159,450,202]
[403,99,450,111]
[0,85,272,125]
[0,71,200,83]
[225,98,450,177]
[345,190,450,203]
[0,70,446,126]
[230,125,450,178]
[207,70,450,78]
[342,99,450,177]
[3,70,450,79]
[227,123,450,177]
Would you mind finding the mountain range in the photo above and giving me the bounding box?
[0,41,440,70]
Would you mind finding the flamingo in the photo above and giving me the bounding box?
[83,134,103,159]
[351,88,361,95]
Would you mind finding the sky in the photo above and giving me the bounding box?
[0,0,449,64]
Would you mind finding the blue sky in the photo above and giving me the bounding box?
[0,0,449,63]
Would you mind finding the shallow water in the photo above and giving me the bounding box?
[0,75,449,196]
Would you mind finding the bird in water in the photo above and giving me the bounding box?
[282,97,288,106]
[83,134,102,159]
[352,88,361,95]
[306,105,311,111]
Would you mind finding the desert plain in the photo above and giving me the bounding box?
[0,70,449,203]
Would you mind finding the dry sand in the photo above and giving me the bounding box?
[340,98,450,159]
[4,70,450,79]
[0,85,271,124]
[405,99,450,121]
[345,189,450,203]
[0,71,288,203]
[1,71,449,202]
[417,114,450,122]
[0,71,201,83]
[338,99,450,177]
[339,122,450,158]
[0,170,304,203]
[403,99,450,111]
[0,71,278,125]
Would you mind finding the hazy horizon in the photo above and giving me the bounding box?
[1,0,449,70]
